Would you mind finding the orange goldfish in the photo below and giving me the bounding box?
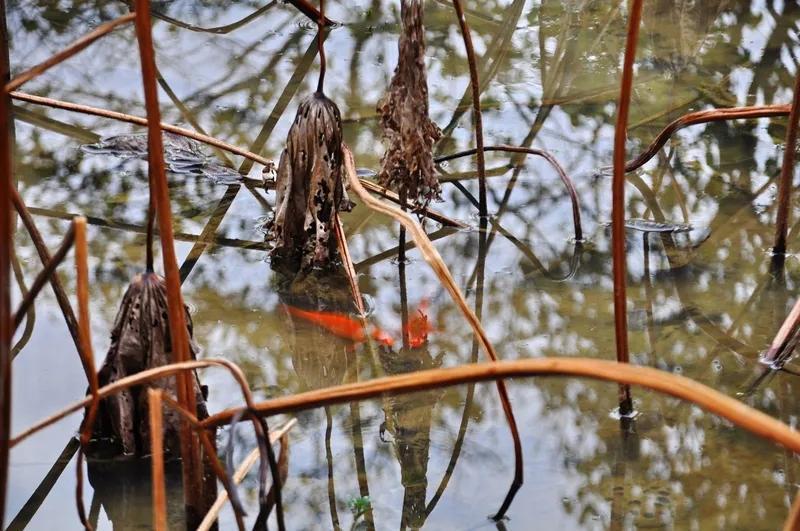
[285,305,394,347]
[403,299,435,348]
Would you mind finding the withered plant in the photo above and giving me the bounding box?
[376,0,442,208]
[267,0,351,274]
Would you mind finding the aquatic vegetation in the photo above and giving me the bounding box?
[5,1,800,530]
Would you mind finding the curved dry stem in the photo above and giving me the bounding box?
[624,104,791,173]
[201,358,800,453]
[9,91,273,168]
[11,358,254,447]
[5,14,135,93]
[343,144,523,520]
[436,144,582,241]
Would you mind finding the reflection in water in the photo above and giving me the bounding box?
[7,0,800,529]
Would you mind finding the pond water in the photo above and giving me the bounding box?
[6,0,800,529]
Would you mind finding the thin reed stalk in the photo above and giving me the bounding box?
[0,13,12,519]
[74,217,100,531]
[197,419,297,531]
[12,221,75,330]
[774,69,800,255]
[132,0,203,520]
[343,145,523,519]
[611,0,643,416]
[148,389,168,531]
[451,0,487,217]
[334,214,365,315]
[5,14,135,92]
[435,144,583,240]
[624,104,791,172]
[763,297,800,365]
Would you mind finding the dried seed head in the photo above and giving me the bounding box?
[267,92,351,273]
[377,0,442,208]
[88,272,207,457]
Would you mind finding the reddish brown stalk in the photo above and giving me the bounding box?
[0,39,11,528]
[132,0,203,522]
[5,14,136,93]
[435,144,583,240]
[785,491,800,531]
[74,217,100,531]
[12,222,75,331]
[611,0,643,415]
[625,104,791,172]
[451,0,487,217]
[316,0,326,93]
[774,70,800,255]
[148,389,168,531]
[763,297,800,364]
[11,188,108,384]
[286,0,335,26]
[10,91,273,167]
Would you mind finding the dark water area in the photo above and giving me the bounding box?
[6,0,800,529]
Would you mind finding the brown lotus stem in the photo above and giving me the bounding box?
[435,144,582,241]
[200,358,800,453]
[316,0,326,93]
[5,14,135,93]
[148,389,168,531]
[774,69,800,255]
[133,0,203,520]
[0,27,11,527]
[611,0,643,417]
[10,91,273,167]
[13,222,75,330]
[785,491,800,531]
[763,297,800,364]
[624,104,791,173]
[286,0,335,26]
[451,0,487,217]
[343,145,523,520]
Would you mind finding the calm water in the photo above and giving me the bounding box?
[6,0,800,529]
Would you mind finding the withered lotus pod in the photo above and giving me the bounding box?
[377,0,442,208]
[89,272,208,458]
[268,92,352,273]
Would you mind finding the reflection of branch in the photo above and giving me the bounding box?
[10,243,35,359]
[151,2,277,34]
[437,144,582,241]
[5,13,135,92]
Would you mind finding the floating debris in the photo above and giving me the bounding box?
[624,218,693,233]
[82,132,243,185]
